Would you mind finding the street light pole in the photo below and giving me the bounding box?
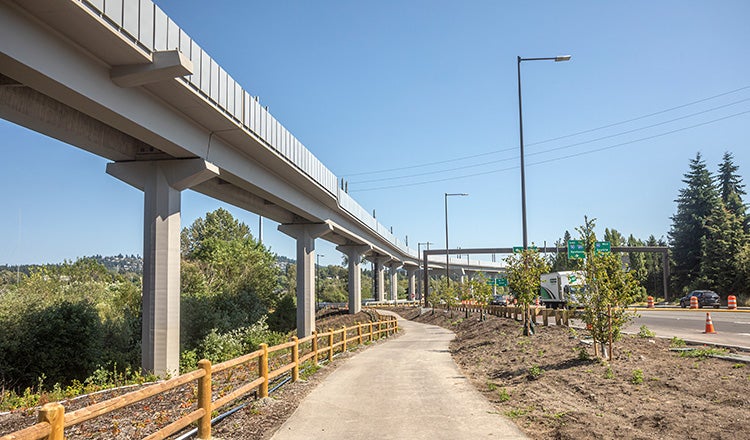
[444,193,468,287]
[517,54,571,249]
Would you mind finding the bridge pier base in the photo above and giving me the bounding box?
[387,261,401,304]
[106,159,218,377]
[279,223,333,338]
[406,266,417,301]
[336,245,370,314]
[368,256,390,302]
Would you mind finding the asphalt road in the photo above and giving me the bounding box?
[625,309,750,349]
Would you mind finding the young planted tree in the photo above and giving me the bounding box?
[576,217,640,360]
[505,248,550,336]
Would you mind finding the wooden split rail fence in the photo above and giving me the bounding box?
[436,303,579,326]
[1,317,399,440]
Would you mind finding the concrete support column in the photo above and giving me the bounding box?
[406,267,418,300]
[388,262,401,304]
[371,256,390,302]
[107,159,218,377]
[278,223,333,338]
[336,245,371,315]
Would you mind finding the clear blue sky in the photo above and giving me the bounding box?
[2,0,749,266]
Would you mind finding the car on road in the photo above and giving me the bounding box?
[489,294,507,306]
[679,290,721,308]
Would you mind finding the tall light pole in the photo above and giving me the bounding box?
[445,193,468,286]
[517,54,571,249]
[316,253,325,311]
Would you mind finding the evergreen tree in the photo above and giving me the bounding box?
[716,151,747,223]
[669,153,719,293]
[698,203,745,294]
[603,228,625,246]
[626,234,648,286]
[550,231,572,271]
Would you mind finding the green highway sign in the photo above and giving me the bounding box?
[486,278,508,286]
[567,240,585,259]
[595,241,611,254]
[513,246,538,253]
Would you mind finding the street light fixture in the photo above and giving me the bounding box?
[444,193,468,287]
[517,54,571,249]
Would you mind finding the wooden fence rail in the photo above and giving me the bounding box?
[435,303,579,326]
[0,317,399,440]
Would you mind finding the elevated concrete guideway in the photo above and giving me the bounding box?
[0,0,503,376]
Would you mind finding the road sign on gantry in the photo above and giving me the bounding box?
[567,240,585,259]
[595,241,611,254]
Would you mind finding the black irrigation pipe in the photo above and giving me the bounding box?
[173,352,343,440]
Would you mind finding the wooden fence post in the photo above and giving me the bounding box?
[197,359,212,440]
[342,326,348,352]
[357,323,363,345]
[259,343,269,398]
[328,328,334,362]
[312,330,319,365]
[543,309,549,326]
[38,402,64,440]
[292,336,299,382]
[369,322,373,342]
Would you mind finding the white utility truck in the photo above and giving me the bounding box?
[539,271,585,308]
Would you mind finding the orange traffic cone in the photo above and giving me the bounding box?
[703,312,717,334]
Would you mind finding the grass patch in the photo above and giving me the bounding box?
[505,405,534,418]
[669,337,686,348]
[678,348,728,359]
[497,387,511,402]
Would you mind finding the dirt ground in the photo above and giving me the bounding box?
[3,307,749,439]
[393,306,750,440]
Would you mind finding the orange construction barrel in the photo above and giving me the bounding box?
[728,295,737,310]
[690,296,699,309]
[647,296,654,308]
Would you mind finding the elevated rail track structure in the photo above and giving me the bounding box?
[0,0,502,375]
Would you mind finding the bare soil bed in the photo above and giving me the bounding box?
[0,310,386,439]
[393,306,750,440]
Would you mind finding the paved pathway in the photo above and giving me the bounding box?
[270,310,527,440]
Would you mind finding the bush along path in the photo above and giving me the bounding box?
[0,310,395,439]
[392,306,750,440]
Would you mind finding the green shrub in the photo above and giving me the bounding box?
[631,369,644,385]
[268,293,297,333]
[0,300,103,389]
[527,365,545,380]
[638,325,656,338]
